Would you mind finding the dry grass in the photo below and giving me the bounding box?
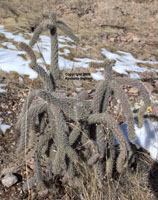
[60,150,158,200]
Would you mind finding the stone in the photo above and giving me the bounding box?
[151,104,158,115]
[0,33,5,40]
[1,174,18,187]
[27,158,35,170]
[155,80,158,89]
[140,71,154,79]
[128,87,139,95]
[120,36,127,42]
[71,92,77,97]
[143,82,154,94]
[38,188,49,197]
[132,35,140,42]
[0,145,4,151]
[109,37,115,42]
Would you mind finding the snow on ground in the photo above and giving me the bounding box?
[102,49,158,78]
[0,47,37,79]
[0,25,101,79]
[1,25,158,81]
[0,84,7,93]
[91,72,105,80]
[119,119,158,161]
[0,117,11,135]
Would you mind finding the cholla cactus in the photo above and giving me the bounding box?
[90,62,151,140]
[10,13,152,192]
[87,61,150,173]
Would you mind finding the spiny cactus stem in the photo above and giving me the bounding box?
[50,13,59,82]
[111,80,136,140]
[88,113,131,152]
[19,42,37,66]
[56,21,79,43]
[29,21,49,47]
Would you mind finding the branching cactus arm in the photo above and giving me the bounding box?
[15,90,39,136]
[29,21,48,47]
[111,80,136,140]
[116,77,151,128]
[92,81,107,113]
[49,13,59,82]
[34,134,50,189]
[16,103,48,153]
[91,64,112,158]
[106,131,115,178]
[19,42,37,65]
[19,42,55,91]
[56,21,79,43]
[50,105,78,176]
[88,113,132,173]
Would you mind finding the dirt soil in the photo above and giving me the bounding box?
[1,0,158,200]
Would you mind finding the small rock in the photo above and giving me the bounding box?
[0,33,5,40]
[0,129,3,136]
[144,82,154,94]
[71,92,77,97]
[77,90,89,100]
[119,36,127,42]
[128,87,139,95]
[30,191,37,199]
[155,80,158,88]
[75,87,82,92]
[151,104,158,115]
[109,37,115,42]
[140,71,155,79]
[132,35,140,42]
[103,34,108,40]
[1,174,18,187]
[0,145,4,151]
[27,158,35,170]
[38,188,49,197]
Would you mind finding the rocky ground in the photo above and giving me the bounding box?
[1,0,158,199]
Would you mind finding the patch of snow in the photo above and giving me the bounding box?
[119,119,158,161]
[59,35,77,43]
[75,88,82,92]
[0,25,103,79]
[102,48,158,76]
[133,119,158,160]
[0,117,11,135]
[0,25,29,43]
[1,24,158,81]
[1,42,16,50]
[102,49,120,60]
[129,73,140,79]
[0,48,37,79]
[0,124,11,134]
[18,77,23,83]
[1,174,18,187]
[59,48,70,56]
[35,36,102,69]
[0,84,7,93]
[90,72,104,80]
